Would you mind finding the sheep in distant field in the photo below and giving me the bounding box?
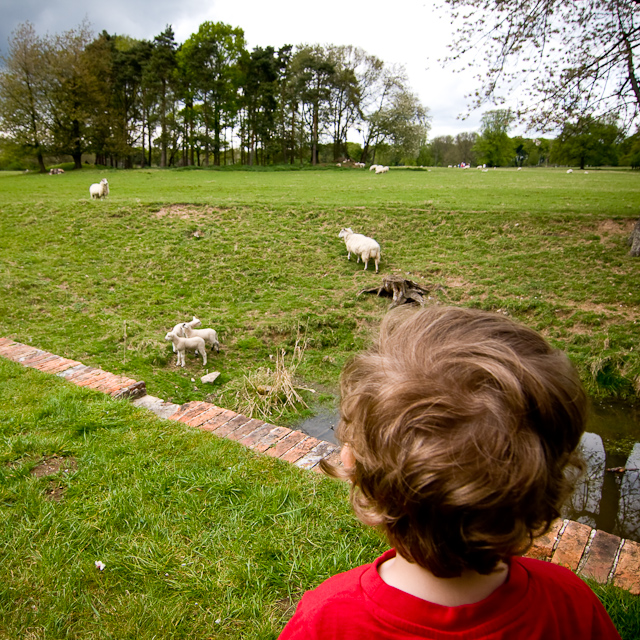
[164,331,207,367]
[369,164,379,171]
[169,316,201,352]
[375,165,389,174]
[566,169,573,174]
[90,178,109,199]
[182,323,220,353]
[339,227,381,273]
[49,168,65,175]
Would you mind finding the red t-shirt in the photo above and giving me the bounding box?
[278,549,621,639]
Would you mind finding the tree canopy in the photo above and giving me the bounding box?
[443,0,640,132]
[0,21,429,170]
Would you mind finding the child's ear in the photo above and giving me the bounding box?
[340,444,356,472]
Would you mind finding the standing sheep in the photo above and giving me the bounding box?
[182,323,220,353]
[89,178,109,199]
[164,331,207,367]
[338,228,381,273]
[169,316,201,352]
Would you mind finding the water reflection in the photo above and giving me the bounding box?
[563,433,640,542]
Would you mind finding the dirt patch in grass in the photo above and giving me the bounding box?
[31,455,77,478]
[153,205,231,220]
[597,219,636,238]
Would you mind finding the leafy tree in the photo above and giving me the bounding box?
[289,46,336,165]
[551,116,623,169]
[442,0,640,131]
[178,22,246,166]
[0,22,51,172]
[146,26,178,167]
[473,109,515,166]
[512,136,552,167]
[47,21,99,169]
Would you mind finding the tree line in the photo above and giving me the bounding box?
[421,110,640,170]
[0,21,431,172]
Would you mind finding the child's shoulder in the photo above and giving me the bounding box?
[516,556,600,598]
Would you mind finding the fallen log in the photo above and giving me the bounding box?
[358,275,446,308]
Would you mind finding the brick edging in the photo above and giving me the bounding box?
[1,337,638,595]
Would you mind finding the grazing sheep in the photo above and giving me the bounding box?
[566,169,573,174]
[169,316,202,352]
[89,178,109,199]
[182,323,220,353]
[164,331,207,367]
[369,164,379,172]
[375,165,389,174]
[339,227,381,273]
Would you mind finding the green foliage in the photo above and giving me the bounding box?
[473,109,516,167]
[551,116,624,169]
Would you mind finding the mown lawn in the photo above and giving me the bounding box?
[1,166,639,435]
[1,166,640,638]
[1,353,639,639]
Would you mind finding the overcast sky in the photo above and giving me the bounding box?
[0,0,505,139]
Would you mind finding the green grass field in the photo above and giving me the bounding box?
[1,166,639,429]
[1,166,639,638]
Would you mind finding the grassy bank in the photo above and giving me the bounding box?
[1,357,638,639]
[1,166,639,432]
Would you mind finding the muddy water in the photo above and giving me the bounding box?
[295,401,640,542]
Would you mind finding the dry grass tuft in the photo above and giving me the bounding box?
[234,331,310,422]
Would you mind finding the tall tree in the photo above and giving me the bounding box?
[443,0,640,131]
[0,22,51,172]
[551,116,623,169]
[146,26,178,167]
[473,109,515,166]
[47,21,96,169]
[178,22,245,166]
[289,46,336,165]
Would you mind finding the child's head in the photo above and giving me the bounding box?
[332,305,587,578]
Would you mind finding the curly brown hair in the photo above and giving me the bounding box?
[324,305,587,578]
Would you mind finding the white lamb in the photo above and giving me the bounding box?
[375,165,389,174]
[339,227,381,273]
[369,164,379,171]
[566,169,573,174]
[169,316,202,352]
[89,178,109,199]
[182,323,220,353]
[164,331,207,367]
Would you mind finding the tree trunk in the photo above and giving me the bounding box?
[629,219,640,257]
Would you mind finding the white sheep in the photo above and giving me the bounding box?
[164,331,207,367]
[375,165,389,174]
[338,227,381,273]
[566,169,573,174]
[169,316,202,352]
[182,323,220,353]
[369,164,379,172]
[89,178,109,199]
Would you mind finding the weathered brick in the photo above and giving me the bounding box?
[226,419,266,442]
[111,381,146,399]
[581,530,622,583]
[279,435,321,463]
[212,414,251,438]
[551,520,591,571]
[252,426,293,452]
[526,519,564,561]
[17,348,45,362]
[185,405,225,427]
[47,359,82,373]
[199,409,237,432]
[312,449,343,474]
[238,423,276,447]
[0,343,38,360]
[295,441,339,470]
[263,430,307,458]
[76,371,113,387]
[21,353,58,368]
[0,338,14,347]
[612,539,640,595]
[174,402,216,423]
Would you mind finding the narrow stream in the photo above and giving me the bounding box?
[296,401,640,543]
